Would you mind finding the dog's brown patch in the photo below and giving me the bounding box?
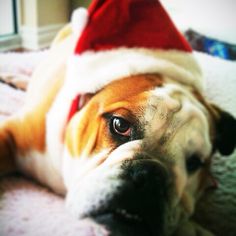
[65,74,163,157]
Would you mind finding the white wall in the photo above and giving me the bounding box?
[161,0,236,44]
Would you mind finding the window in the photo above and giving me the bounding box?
[0,0,18,37]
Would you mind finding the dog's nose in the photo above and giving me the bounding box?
[95,159,171,236]
[120,159,170,227]
[122,159,169,190]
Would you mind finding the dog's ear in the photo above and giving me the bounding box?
[67,93,94,122]
[211,105,236,156]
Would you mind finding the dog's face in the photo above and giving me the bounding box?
[62,74,235,236]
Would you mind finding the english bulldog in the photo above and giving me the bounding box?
[1,2,236,236]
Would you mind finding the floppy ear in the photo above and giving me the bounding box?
[67,93,94,122]
[212,105,236,156]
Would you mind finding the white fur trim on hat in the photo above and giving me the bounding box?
[71,8,88,37]
[65,48,203,95]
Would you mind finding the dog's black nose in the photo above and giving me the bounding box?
[95,159,171,236]
[119,159,170,232]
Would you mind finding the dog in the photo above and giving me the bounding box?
[1,1,236,236]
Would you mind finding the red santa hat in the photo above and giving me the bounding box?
[66,0,203,95]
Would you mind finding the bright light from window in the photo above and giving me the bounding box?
[0,0,15,36]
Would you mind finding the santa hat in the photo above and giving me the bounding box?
[66,0,203,95]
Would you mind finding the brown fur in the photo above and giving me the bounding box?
[65,75,163,157]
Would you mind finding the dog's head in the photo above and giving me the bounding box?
[62,74,236,236]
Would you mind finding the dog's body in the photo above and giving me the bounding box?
[1,23,236,236]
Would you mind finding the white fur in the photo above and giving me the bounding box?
[46,88,73,171]
[62,148,110,190]
[145,83,212,203]
[16,151,66,194]
[63,141,141,218]
[62,141,141,193]
[65,163,123,219]
[66,48,203,94]
[147,83,212,160]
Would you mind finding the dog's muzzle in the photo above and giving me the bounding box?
[95,159,171,236]
[67,159,172,236]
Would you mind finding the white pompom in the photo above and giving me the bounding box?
[71,8,88,37]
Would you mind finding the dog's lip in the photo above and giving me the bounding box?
[90,208,144,224]
[88,208,153,236]
[113,208,144,222]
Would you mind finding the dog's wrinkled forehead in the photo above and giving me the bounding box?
[97,74,213,165]
[140,82,211,158]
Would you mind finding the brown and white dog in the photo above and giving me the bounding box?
[1,5,236,236]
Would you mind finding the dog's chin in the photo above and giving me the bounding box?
[91,212,152,236]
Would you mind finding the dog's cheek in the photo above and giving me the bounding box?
[65,107,114,160]
[180,171,206,215]
[173,166,201,215]
[172,165,188,200]
[180,192,195,215]
[65,111,99,157]
[62,147,110,190]
[64,162,123,218]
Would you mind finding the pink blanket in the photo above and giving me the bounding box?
[0,176,108,236]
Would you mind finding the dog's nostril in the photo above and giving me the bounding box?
[132,168,150,188]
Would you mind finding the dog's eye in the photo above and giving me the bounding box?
[110,117,131,138]
[186,154,204,174]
